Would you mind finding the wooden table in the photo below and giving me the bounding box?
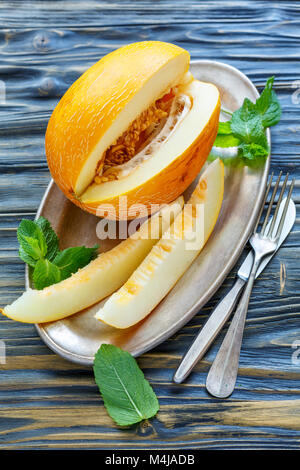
[0,1,299,450]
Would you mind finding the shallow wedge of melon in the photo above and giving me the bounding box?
[96,159,224,329]
[1,198,183,324]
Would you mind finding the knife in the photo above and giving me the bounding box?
[173,197,296,384]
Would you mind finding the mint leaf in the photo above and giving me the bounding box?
[240,142,269,160]
[19,239,42,268]
[33,259,61,290]
[17,216,100,289]
[35,217,59,262]
[255,76,282,127]
[214,121,240,147]
[231,98,265,145]
[53,245,98,280]
[218,121,232,134]
[213,77,281,166]
[93,344,159,426]
[214,133,240,148]
[17,219,47,267]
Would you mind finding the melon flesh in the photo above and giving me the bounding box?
[1,198,183,324]
[95,159,224,329]
[81,80,220,204]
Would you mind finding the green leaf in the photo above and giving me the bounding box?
[213,76,280,167]
[231,98,265,145]
[53,245,98,280]
[240,142,269,160]
[18,240,40,268]
[17,216,100,288]
[217,121,232,134]
[255,76,282,127]
[93,344,159,426]
[17,219,47,267]
[214,133,241,148]
[35,217,59,262]
[33,259,61,290]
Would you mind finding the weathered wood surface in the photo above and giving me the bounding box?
[0,0,300,450]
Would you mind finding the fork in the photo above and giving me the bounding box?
[205,173,295,398]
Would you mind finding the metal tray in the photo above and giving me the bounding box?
[31,60,270,366]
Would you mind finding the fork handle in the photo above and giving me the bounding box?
[206,255,261,398]
[173,277,245,384]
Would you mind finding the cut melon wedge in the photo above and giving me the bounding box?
[45,41,220,219]
[46,41,190,198]
[80,79,220,216]
[1,198,183,324]
[96,159,224,329]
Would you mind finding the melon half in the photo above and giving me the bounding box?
[46,41,220,219]
[1,198,183,324]
[96,158,224,329]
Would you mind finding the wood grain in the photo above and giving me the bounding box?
[0,0,300,450]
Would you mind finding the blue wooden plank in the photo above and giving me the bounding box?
[0,0,299,450]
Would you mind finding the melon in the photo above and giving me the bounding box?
[96,159,224,328]
[46,41,220,219]
[1,198,183,324]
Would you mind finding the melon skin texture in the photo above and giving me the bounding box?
[45,41,220,220]
[95,159,224,329]
[1,198,183,324]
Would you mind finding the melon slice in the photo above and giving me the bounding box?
[96,159,224,329]
[1,198,183,324]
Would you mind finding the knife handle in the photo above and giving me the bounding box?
[173,277,245,384]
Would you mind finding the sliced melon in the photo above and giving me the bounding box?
[81,80,219,205]
[96,159,224,329]
[46,41,190,198]
[1,198,183,324]
[45,41,220,219]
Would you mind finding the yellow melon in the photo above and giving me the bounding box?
[96,159,224,328]
[1,198,183,323]
[45,41,220,219]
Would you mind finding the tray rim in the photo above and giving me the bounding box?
[32,59,270,365]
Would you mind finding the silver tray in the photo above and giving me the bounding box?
[30,60,270,366]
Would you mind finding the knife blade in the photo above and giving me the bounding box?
[173,197,296,384]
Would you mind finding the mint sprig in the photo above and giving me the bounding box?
[93,344,159,426]
[53,245,99,281]
[35,216,59,262]
[33,259,61,290]
[212,76,281,165]
[17,217,98,290]
[17,220,47,267]
[255,76,281,127]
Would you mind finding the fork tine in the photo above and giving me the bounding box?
[274,178,295,240]
[267,172,289,237]
[253,172,273,233]
[261,171,282,235]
